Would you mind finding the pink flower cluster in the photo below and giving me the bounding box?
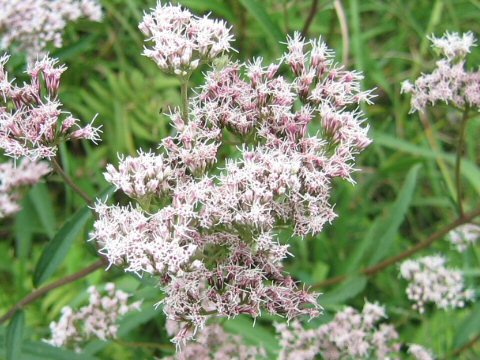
[92,3,373,344]
[45,283,141,351]
[0,158,50,218]
[0,55,101,160]
[0,0,102,58]
[163,321,266,360]
[400,255,474,313]
[139,2,233,77]
[447,223,480,252]
[275,302,401,360]
[401,32,480,112]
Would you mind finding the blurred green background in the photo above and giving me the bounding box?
[1,0,480,358]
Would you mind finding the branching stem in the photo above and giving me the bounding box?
[313,206,480,289]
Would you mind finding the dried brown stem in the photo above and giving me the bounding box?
[313,206,480,289]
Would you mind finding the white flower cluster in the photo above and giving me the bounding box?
[92,2,373,344]
[447,223,480,252]
[162,321,266,360]
[401,32,480,112]
[139,2,233,76]
[400,255,474,313]
[275,302,402,360]
[45,283,141,351]
[0,158,50,218]
[408,344,436,360]
[0,55,101,160]
[0,0,102,58]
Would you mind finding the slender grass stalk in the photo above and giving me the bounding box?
[455,107,470,216]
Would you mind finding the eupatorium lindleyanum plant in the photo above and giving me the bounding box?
[90,2,374,344]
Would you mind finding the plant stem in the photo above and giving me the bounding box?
[0,260,105,324]
[334,0,349,65]
[180,79,189,121]
[301,0,319,37]
[51,158,93,206]
[313,206,480,289]
[455,107,469,216]
[445,333,480,359]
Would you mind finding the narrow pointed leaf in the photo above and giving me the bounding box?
[6,311,24,360]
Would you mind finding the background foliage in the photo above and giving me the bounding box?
[1,0,480,358]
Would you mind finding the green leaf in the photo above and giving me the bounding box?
[14,196,39,260]
[320,276,367,306]
[33,186,114,287]
[29,183,56,239]
[223,316,279,356]
[238,0,284,52]
[368,164,421,265]
[6,311,24,360]
[453,303,480,348]
[374,132,480,194]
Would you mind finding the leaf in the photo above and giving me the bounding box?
[14,196,39,260]
[29,183,56,239]
[453,303,480,348]
[33,205,91,287]
[374,132,480,194]
[33,186,114,287]
[6,311,24,360]
[320,276,367,306]
[223,316,279,356]
[368,164,421,265]
[238,0,284,52]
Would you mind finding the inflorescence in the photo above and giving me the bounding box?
[45,283,141,351]
[91,1,374,345]
[0,54,101,160]
[0,158,50,217]
[401,32,480,112]
[0,0,102,58]
[399,255,474,313]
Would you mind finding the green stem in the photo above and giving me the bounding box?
[455,107,469,216]
[51,158,93,206]
[180,80,189,121]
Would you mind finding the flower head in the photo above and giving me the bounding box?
[139,2,233,76]
[0,55,101,160]
[400,255,474,313]
[0,0,102,58]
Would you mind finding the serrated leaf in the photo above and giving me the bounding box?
[6,311,24,360]
[368,164,421,265]
[33,186,114,287]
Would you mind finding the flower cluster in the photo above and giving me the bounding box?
[0,158,50,218]
[0,55,101,160]
[162,321,266,360]
[447,223,480,252]
[92,3,373,344]
[399,255,474,313]
[408,344,435,360]
[0,0,102,58]
[45,283,141,351]
[275,302,401,360]
[139,2,233,76]
[401,32,480,112]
